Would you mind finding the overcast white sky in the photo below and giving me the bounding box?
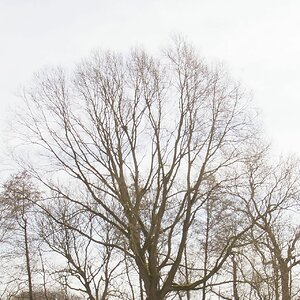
[0,0,300,157]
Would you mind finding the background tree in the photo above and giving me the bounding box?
[0,171,41,300]
[37,196,127,300]
[223,149,300,300]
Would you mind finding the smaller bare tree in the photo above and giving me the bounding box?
[229,149,300,300]
[37,196,127,300]
[1,171,41,300]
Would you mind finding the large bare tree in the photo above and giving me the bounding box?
[17,39,260,299]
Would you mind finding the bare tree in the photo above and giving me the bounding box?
[226,148,300,300]
[0,171,41,300]
[37,197,126,300]
[16,38,260,299]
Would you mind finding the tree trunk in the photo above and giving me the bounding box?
[144,277,163,300]
[24,220,34,300]
[232,254,239,300]
[280,264,290,300]
[145,290,163,300]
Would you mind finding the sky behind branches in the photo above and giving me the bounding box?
[0,0,299,157]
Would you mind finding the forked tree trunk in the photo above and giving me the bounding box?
[144,276,163,300]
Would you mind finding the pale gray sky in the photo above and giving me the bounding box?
[0,0,299,155]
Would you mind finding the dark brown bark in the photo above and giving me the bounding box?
[145,289,163,300]
[280,264,290,300]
